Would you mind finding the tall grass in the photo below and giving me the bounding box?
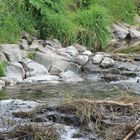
[0,0,137,50]
[0,0,35,43]
[75,5,111,50]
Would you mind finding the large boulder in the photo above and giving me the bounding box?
[24,75,59,83]
[6,62,25,82]
[1,44,22,62]
[23,59,49,77]
[60,70,83,83]
[34,51,71,71]
[112,24,129,39]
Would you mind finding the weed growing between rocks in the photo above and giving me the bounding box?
[0,61,5,77]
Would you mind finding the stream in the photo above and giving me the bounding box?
[0,77,140,140]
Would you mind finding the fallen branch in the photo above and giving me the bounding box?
[123,124,140,140]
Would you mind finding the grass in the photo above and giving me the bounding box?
[0,62,5,77]
[75,5,111,50]
[0,0,137,50]
[115,45,140,54]
[28,51,37,60]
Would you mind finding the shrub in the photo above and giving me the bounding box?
[75,5,111,50]
[101,0,136,23]
[0,0,35,43]
[0,0,136,50]
[28,51,37,60]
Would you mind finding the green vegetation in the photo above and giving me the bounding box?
[27,51,37,60]
[0,0,137,50]
[0,61,5,77]
[115,45,140,54]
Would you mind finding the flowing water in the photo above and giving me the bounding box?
[0,78,140,140]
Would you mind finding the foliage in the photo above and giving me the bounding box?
[103,0,136,23]
[0,0,137,50]
[75,5,110,50]
[28,51,37,60]
[0,0,35,43]
[0,61,5,77]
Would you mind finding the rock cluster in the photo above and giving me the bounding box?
[0,32,140,89]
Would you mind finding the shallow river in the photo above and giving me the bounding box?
[0,78,140,140]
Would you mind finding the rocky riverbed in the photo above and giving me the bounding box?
[0,22,140,140]
[1,31,140,89]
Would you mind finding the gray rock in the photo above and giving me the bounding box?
[74,44,87,53]
[49,65,63,76]
[34,51,71,71]
[60,70,83,83]
[23,59,49,77]
[0,52,7,62]
[0,99,39,114]
[117,62,138,71]
[24,75,59,83]
[43,40,62,49]
[129,29,140,39]
[0,80,5,90]
[52,39,62,48]
[1,44,22,62]
[21,31,32,44]
[38,46,55,53]
[0,117,5,128]
[92,54,104,64]
[92,52,111,65]
[65,46,79,56]
[134,15,140,24]
[75,55,89,66]
[0,77,16,86]
[29,40,40,50]
[64,63,81,74]
[19,39,29,50]
[82,50,92,56]
[100,57,115,68]
[21,50,28,58]
[112,24,129,39]
[6,62,25,82]
[57,52,73,59]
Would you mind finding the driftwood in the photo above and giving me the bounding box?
[123,124,140,140]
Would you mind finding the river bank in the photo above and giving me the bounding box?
[0,22,140,139]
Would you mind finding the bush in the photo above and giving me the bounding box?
[0,0,136,50]
[75,5,111,50]
[0,0,35,43]
[101,0,136,23]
